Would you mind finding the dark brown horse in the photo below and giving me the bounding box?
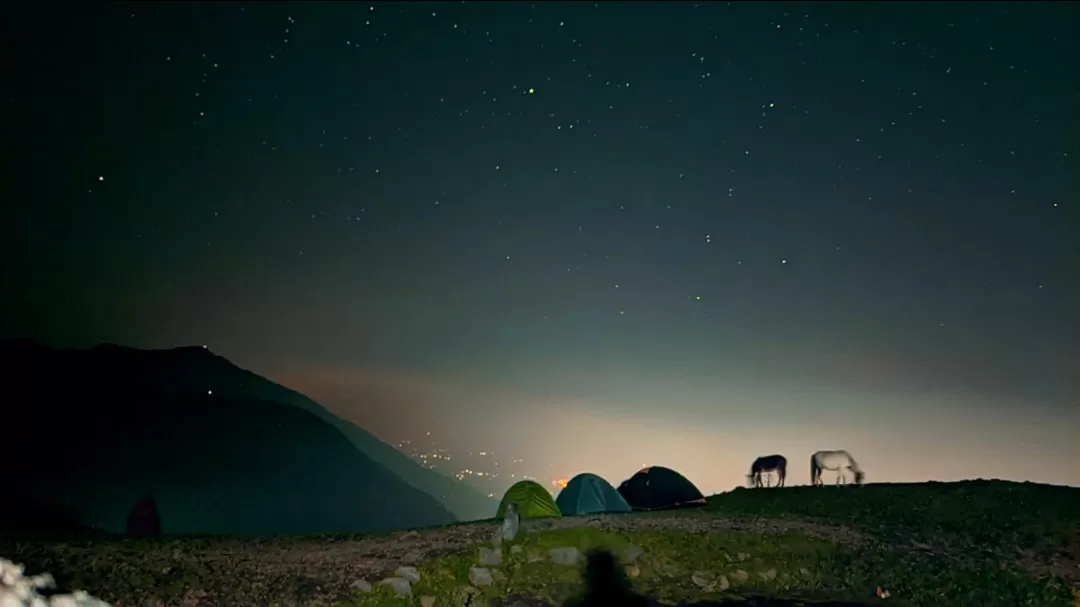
[747,454,787,488]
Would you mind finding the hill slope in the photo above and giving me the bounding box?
[1,481,1074,607]
[70,342,497,521]
[0,340,457,536]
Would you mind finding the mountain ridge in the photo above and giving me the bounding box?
[0,340,472,536]
[127,341,497,520]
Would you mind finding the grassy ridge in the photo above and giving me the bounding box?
[707,480,1080,558]
[701,480,1080,606]
[1,480,1076,607]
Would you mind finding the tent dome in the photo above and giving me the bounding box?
[556,473,631,516]
[617,466,706,511]
[497,480,561,519]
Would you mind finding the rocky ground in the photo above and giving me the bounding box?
[3,506,1074,607]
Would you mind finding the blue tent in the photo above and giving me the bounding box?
[556,473,632,515]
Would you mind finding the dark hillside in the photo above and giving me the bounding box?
[0,341,456,537]
[48,340,497,522]
[706,480,1080,572]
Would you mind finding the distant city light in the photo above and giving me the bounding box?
[399,433,543,494]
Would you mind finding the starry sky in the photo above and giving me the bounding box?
[4,2,1078,492]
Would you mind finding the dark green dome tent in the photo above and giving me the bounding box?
[617,466,706,511]
[556,473,631,516]
[496,480,561,519]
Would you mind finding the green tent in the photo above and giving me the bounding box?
[496,480,561,519]
[556,473,631,516]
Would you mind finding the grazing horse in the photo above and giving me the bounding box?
[747,454,787,488]
[810,450,865,486]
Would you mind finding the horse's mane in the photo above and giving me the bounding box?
[843,451,862,472]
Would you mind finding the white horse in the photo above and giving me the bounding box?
[810,450,865,486]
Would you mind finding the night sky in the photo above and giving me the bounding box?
[4,2,1078,491]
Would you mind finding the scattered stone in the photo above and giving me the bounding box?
[732,569,749,582]
[500,503,521,542]
[492,569,506,582]
[0,558,113,607]
[548,547,580,566]
[716,575,730,591]
[510,545,523,554]
[469,567,494,587]
[623,545,644,563]
[737,552,750,561]
[691,572,712,588]
[450,586,483,606]
[395,566,421,583]
[760,568,777,581]
[378,577,412,597]
[478,546,502,566]
[799,567,811,576]
[420,595,436,607]
[625,565,640,578]
[349,579,372,593]
[399,530,421,540]
[510,602,531,607]
[527,554,543,563]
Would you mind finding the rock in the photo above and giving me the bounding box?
[737,552,750,562]
[732,569,749,582]
[469,567,494,587]
[478,546,502,566]
[395,566,421,583]
[510,545,523,554]
[400,530,421,540]
[527,554,544,563]
[625,565,640,578]
[500,503,521,542]
[691,572,712,588]
[510,602,531,607]
[492,569,506,582]
[548,547,580,566]
[799,567,811,576]
[759,568,777,581]
[716,575,730,591]
[378,577,412,597]
[420,595,436,607]
[623,545,644,563]
[450,586,482,607]
[349,579,372,593]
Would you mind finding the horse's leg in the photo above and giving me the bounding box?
[778,469,785,487]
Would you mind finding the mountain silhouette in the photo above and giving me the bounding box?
[0,340,464,536]
[83,342,497,521]
[91,341,495,521]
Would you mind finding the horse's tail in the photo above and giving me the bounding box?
[809,453,820,484]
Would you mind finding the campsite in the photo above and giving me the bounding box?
[2,344,1076,606]
[2,476,1076,607]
